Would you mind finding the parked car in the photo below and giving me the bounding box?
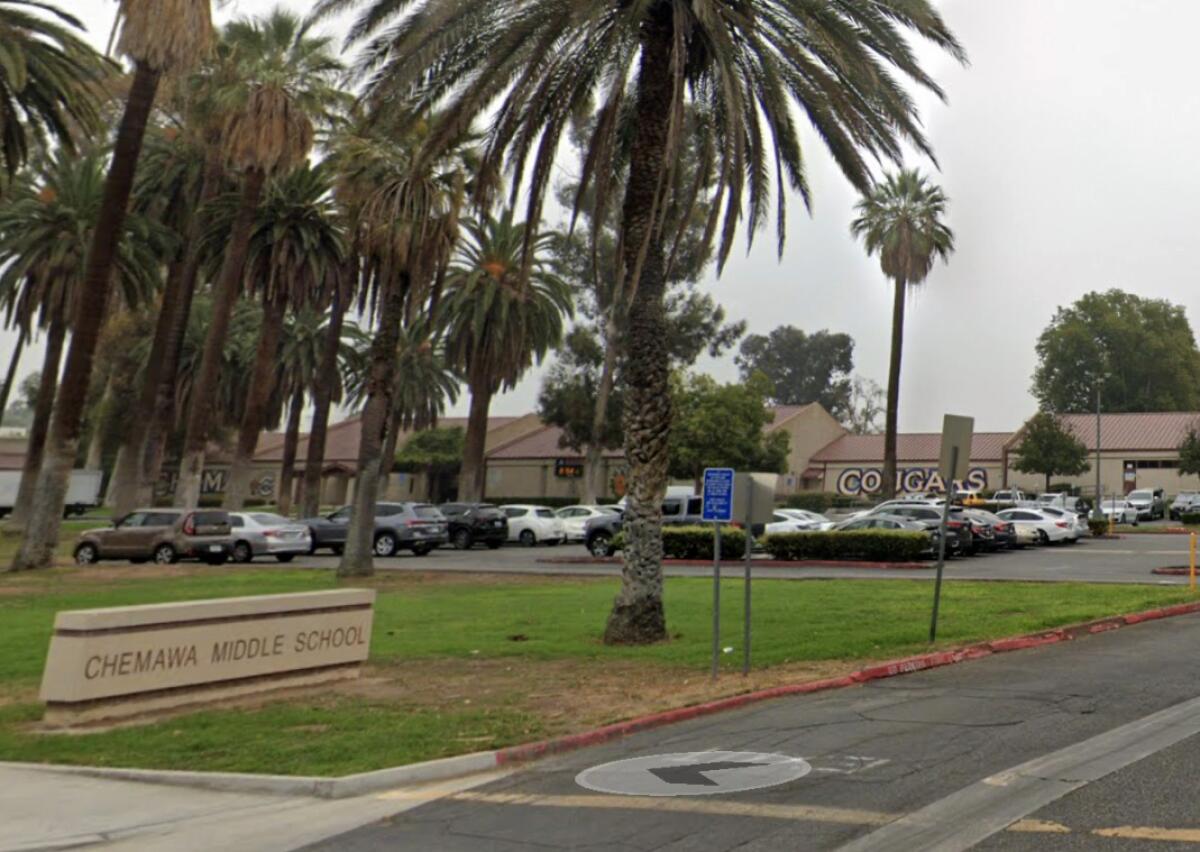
[959,491,988,507]
[1098,499,1139,526]
[582,495,709,557]
[1032,505,1083,542]
[584,510,624,557]
[438,503,508,550]
[866,503,973,555]
[1037,493,1068,509]
[766,511,819,534]
[227,512,312,563]
[774,508,835,529]
[1171,491,1200,520]
[831,513,953,557]
[991,489,1031,507]
[1126,488,1165,521]
[555,505,620,542]
[995,507,1075,544]
[74,509,233,565]
[302,502,449,556]
[501,505,566,546]
[964,508,1017,549]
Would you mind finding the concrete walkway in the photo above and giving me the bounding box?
[0,763,509,851]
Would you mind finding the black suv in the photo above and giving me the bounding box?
[438,503,508,550]
[583,495,706,557]
[300,502,449,556]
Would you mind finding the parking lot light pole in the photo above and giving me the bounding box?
[1093,383,1103,520]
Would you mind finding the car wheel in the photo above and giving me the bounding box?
[330,544,344,556]
[232,541,253,564]
[411,544,433,556]
[153,544,178,565]
[452,529,473,550]
[1036,529,1049,546]
[275,554,295,563]
[486,540,503,550]
[374,532,399,557]
[519,529,537,547]
[74,543,99,565]
[589,533,613,558]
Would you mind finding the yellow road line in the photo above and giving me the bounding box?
[1008,819,1071,834]
[1095,826,1200,842]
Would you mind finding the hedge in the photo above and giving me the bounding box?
[611,526,746,559]
[779,492,871,512]
[1182,512,1200,526]
[1087,518,1110,536]
[763,530,928,562]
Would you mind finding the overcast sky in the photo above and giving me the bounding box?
[6,0,1198,433]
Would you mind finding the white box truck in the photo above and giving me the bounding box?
[0,470,103,519]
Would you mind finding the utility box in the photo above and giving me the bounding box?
[732,473,778,526]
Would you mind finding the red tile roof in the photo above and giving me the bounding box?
[811,432,1013,463]
[1047,412,1200,452]
[488,425,624,460]
[767,404,817,429]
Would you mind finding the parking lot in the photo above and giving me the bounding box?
[249,530,1196,586]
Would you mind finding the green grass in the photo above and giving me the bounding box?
[0,569,1193,774]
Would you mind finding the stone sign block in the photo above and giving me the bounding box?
[39,589,375,726]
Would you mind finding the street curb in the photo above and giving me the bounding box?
[537,557,931,570]
[9,599,1200,797]
[1151,567,1192,576]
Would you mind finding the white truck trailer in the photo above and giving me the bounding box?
[0,470,103,519]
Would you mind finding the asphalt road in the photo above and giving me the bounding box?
[280,532,1197,585]
[304,609,1200,851]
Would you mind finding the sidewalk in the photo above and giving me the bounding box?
[0,763,509,852]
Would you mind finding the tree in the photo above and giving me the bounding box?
[1179,425,1200,480]
[175,8,339,508]
[669,372,790,489]
[851,170,955,501]
[0,1,110,180]
[395,426,464,504]
[538,328,624,473]
[11,0,213,571]
[321,0,963,642]
[442,212,572,503]
[1012,411,1090,492]
[735,327,855,417]
[1033,290,1200,413]
[846,376,886,435]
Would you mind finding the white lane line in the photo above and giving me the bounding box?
[835,693,1200,852]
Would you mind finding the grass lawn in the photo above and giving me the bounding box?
[0,566,1193,775]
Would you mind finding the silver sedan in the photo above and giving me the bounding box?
[228,512,312,563]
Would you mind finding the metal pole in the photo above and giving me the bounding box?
[743,486,753,676]
[1191,532,1196,593]
[930,447,958,643]
[1094,384,1103,519]
[712,523,721,679]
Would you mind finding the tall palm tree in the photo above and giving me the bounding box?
[329,118,469,576]
[216,162,345,509]
[851,169,955,499]
[316,0,964,641]
[441,212,571,502]
[174,8,342,508]
[11,0,212,571]
[0,1,111,180]
[0,325,24,424]
[0,152,165,526]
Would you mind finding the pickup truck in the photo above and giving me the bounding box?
[991,489,1032,507]
[0,470,103,519]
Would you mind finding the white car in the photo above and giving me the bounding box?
[995,508,1075,544]
[774,508,835,530]
[227,512,312,563]
[1099,499,1139,526]
[555,505,619,542]
[501,505,566,546]
[1035,505,1086,541]
[766,511,819,534]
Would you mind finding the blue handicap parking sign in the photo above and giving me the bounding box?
[702,468,735,522]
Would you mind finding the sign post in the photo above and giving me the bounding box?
[731,473,778,675]
[931,414,974,643]
[702,468,735,679]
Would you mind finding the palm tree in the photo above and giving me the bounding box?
[10,0,212,571]
[218,163,345,509]
[174,8,342,509]
[0,1,111,180]
[329,118,470,576]
[0,152,165,526]
[851,170,955,499]
[0,325,24,424]
[318,0,964,641]
[441,212,572,501]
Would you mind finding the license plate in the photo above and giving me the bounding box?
[209,545,223,553]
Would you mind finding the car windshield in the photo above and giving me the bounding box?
[251,513,288,525]
[414,506,442,519]
[536,509,555,518]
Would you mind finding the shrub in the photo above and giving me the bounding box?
[780,492,870,512]
[1182,512,1200,526]
[763,530,928,562]
[1087,518,1110,536]
[609,526,746,559]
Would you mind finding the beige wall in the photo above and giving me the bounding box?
[1003,450,1200,498]
[769,407,848,495]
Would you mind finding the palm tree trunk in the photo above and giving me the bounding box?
[276,387,303,516]
[9,62,161,571]
[137,152,225,509]
[338,271,408,576]
[175,167,267,508]
[882,277,906,500]
[225,294,286,509]
[10,312,66,526]
[603,20,673,645]
[583,323,620,503]
[459,380,493,503]
[300,282,345,518]
[0,325,26,428]
[378,411,402,499]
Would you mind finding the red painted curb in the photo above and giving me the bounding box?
[1151,567,1192,576]
[536,557,931,570]
[492,599,1200,766]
